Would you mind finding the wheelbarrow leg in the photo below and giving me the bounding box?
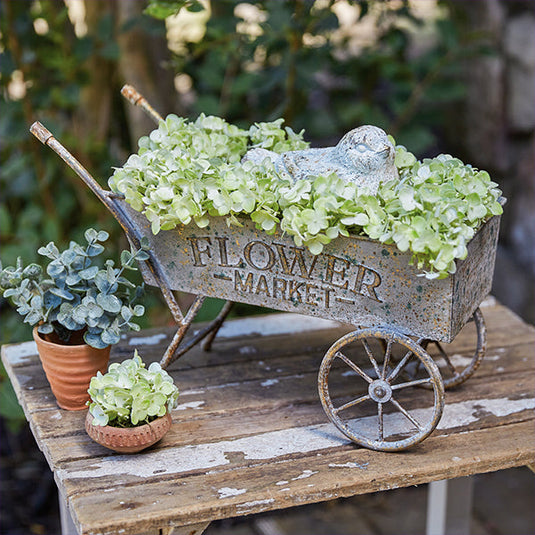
[159,300,234,368]
[160,295,205,369]
[201,300,234,351]
[122,84,235,362]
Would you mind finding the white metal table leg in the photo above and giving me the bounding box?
[426,476,474,535]
[59,491,78,535]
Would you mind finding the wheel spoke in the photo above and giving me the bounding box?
[382,340,392,379]
[335,351,374,383]
[361,339,381,378]
[378,402,384,441]
[389,397,423,430]
[391,377,432,390]
[333,393,370,414]
[387,349,414,383]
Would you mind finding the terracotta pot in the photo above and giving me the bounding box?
[85,411,172,453]
[33,327,111,411]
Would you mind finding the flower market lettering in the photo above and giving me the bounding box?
[187,236,383,308]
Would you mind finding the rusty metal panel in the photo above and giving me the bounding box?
[117,200,500,343]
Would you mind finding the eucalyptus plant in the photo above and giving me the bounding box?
[0,228,149,348]
[87,351,179,427]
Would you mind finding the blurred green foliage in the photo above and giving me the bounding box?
[0,0,152,429]
[1,0,120,344]
[148,0,476,153]
[1,0,487,429]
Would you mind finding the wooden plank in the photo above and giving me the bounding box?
[23,350,535,462]
[4,306,534,462]
[52,358,534,489]
[0,316,351,371]
[2,296,532,373]
[64,420,534,535]
[37,368,534,466]
[2,299,534,535]
[6,317,534,417]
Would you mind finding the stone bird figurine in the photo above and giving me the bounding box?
[243,125,398,194]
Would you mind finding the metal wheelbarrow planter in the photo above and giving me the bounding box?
[30,87,502,452]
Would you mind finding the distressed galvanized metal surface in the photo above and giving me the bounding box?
[117,200,500,343]
[450,215,500,336]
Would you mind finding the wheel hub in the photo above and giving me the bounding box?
[368,379,392,403]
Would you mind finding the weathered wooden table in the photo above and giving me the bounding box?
[2,297,534,535]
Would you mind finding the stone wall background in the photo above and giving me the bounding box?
[451,0,535,324]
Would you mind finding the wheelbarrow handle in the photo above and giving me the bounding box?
[29,120,189,328]
[121,84,163,123]
[30,121,116,205]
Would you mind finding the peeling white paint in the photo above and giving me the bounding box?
[179,389,205,396]
[218,487,247,499]
[261,379,279,387]
[480,296,497,307]
[291,470,317,480]
[438,397,534,429]
[237,498,274,508]
[439,353,497,367]
[57,396,534,482]
[128,333,167,346]
[276,480,289,486]
[452,456,462,462]
[198,373,303,393]
[50,412,62,420]
[2,341,38,365]
[342,366,374,377]
[203,381,242,391]
[174,401,205,411]
[328,462,369,469]
[216,314,342,339]
[448,354,476,367]
[339,396,535,439]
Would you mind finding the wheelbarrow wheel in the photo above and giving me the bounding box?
[418,308,486,389]
[318,327,445,452]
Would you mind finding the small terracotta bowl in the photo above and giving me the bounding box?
[85,411,172,453]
